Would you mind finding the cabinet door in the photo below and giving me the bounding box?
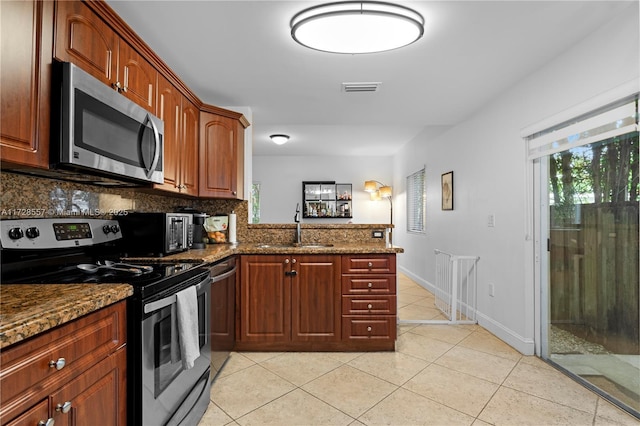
[50,348,126,426]
[54,0,117,86]
[291,255,341,342]
[0,0,52,168]
[180,97,200,196]
[239,255,290,342]
[155,75,182,193]
[199,112,241,199]
[117,40,156,111]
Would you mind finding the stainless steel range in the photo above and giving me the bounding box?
[0,218,212,426]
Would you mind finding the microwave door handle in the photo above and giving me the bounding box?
[143,113,160,179]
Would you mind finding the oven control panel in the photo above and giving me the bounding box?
[0,218,123,249]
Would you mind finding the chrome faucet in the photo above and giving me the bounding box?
[294,203,301,245]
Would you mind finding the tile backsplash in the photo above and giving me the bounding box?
[0,171,248,229]
[0,172,390,245]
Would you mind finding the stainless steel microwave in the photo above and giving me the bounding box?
[54,62,164,185]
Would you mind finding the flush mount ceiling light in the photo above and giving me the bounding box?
[270,134,290,145]
[290,1,424,54]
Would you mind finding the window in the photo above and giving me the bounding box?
[406,167,426,233]
[250,183,261,224]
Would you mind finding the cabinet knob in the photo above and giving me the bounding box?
[367,326,372,332]
[49,357,66,370]
[232,191,237,195]
[284,259,290,264]
[38,419,55,426]
[367,304,373,309]
[112,81,121,91]
[56,401,72,414]
[367,282,373,288]
[292,258,297,264]
[368,262,373,268]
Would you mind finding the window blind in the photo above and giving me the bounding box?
[525,96,638,160]
[406,167,426,233]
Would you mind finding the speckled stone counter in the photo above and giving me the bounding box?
[0,284,133,349]
[126,242,404,264]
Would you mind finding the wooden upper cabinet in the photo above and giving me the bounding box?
[54,0,117,85]
[0,0,53,169]
[155,75,198,196]
[54,0,156,112]
[199,109,245,199]
[156,76,182,192]
[117,40,156,110]
[181,98,200,195]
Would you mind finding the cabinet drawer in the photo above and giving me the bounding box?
[342,254,396,274]
[0,301,126,411]
[342,296,396,315]
[342,316,396,340]
[342,276,395,295]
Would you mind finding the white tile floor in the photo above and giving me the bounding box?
[199,275,640,425]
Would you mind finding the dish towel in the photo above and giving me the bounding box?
[176,285,200,370]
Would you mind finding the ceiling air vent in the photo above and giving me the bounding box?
[341,82,382,93]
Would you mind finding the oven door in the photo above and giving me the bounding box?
[140,274,211,426]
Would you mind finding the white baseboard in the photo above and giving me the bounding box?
[398,266,536,356]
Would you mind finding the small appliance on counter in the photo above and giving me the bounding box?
[176,207,208,249]
[117,212,193,256]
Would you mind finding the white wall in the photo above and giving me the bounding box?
[393,6,639,354]
[253,156,392,224]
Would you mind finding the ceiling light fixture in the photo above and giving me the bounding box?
[290,1,424,54]
[270,134,290,145]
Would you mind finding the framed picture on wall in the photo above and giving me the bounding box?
[441,171,453,210]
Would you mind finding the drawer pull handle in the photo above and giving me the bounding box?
[368,262,373,268]
[367,282,373,288]
[367,304,373,309]
[38,419,55,426]
[56,401,71,414]
[367,326,372,332]
[49,357,66,370]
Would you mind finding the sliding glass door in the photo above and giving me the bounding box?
[540,126,639,416]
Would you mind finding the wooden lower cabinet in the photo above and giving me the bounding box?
[237,254,341,350]
[341,254,397,350]
[237,253,397,351]
[0,301,127,425]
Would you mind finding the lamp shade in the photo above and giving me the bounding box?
[370,190,382,201]
[379,185,392,198]
[364,180,378,192]
[290,1,424,54]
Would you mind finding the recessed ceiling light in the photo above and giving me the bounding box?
[290,1,424,54]
[270,134,290,145]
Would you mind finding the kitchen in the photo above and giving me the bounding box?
[1,0,639,425]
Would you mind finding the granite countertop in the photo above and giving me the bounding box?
[126,242,404,264]
[1,242,401,349]
[0,284,133,349]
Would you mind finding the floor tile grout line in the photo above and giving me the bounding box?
[497,357,606,419]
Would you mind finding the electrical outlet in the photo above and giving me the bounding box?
[487,214,496,227]
[488,283,495,297]
[372,230,384,238]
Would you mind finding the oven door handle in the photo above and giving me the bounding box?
[143,276,211,314]
[210,265,237,283]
